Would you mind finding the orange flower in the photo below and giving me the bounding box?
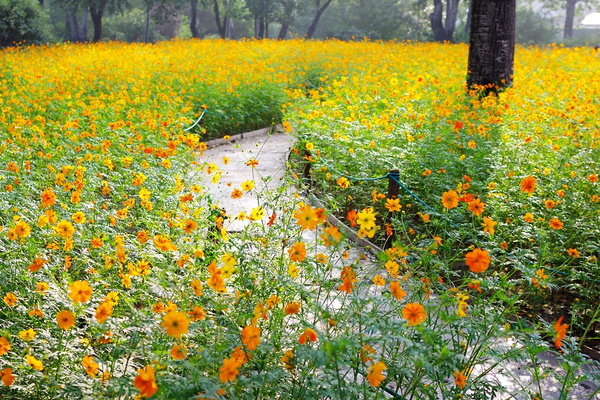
[3,293,16,307]
[56,310,75,330]
[284,301,301,315]
[520,175,536,195]
[523,213,534,223]
[26,354,43,371]
[465,248,490,273]
[482,216,496,235]
[68,280,93,303]
[1,368,15,386]
[366,361,387,387]
[281,350,294,370]
[0,337,11,356]
[320,225,342,247]
[293,204,320,231]
[288,241,306,262]
[549,217,563,230]
[441,190,459,209]
[467,198,485,216]
[28,254,48,273]
[153,234,177,251]
[170,344,187,360]
[298,327,318,344]
[402,303,427,326]
[554,316,569,349]
[82,355,99,377]
[246,158,259,168]
[454,370,468,389]
[161,311,189,338]
[219,357,240,383]
[134,365,158,398]
[385,198,402,212]
[241,325,261,350]
[338,266,357,293]
[188,306,206,321]
[182,219,197,234]
[41,187,57,208]
[389,281,406,300]
[346,210,358,227]
[95,301,114,324]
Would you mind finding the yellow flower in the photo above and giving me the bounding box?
[54,220,75,238]
[385,198,402,212]
[19,328,36,341]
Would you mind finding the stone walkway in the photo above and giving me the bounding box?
[195,129,600,400]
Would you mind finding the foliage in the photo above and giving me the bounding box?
[516,5,559,45]
[0,38,598,399]
[0,0,50,47]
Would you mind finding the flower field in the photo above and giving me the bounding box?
[0,39,599,399]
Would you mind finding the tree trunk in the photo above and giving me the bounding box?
[464,0,471,35]
[430,0,460,42]
[80,6,88,41]
[190,0,200,38]
[144,5,151,42]
[306,0,334,39]
[467,0,516,94]
[38,0,44,6]
[278,21,289,39]
[68,6,81,42]
[564,0,578,39]
[213,0,226,38]
[90,7,102,42]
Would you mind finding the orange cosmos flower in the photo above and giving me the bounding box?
[549,217,563,230]
[554,316,569,349]
[26,354,43,371]
[454,370,468,389]
[153,234,177,251]
[288,241,306,262]
[467,198,485,216]
[385,198,402,212]
[402,303,427,326]
[231,188,243,199]
[241,325,261,350]
[0,337,11,355]
[298,328,318,345]
[189,306,206,321]
[3,293,17,307]
[134,365,158,398]
[293,203,320,231]
[482,216,496,235]
[182,219,197,234]
[284,301,301,315]
[219,357,240,383]
[69,280,93,303]
[246,158,259,168]
[389,281,406,300]
[82,355,99,377]
[524,213,534,223]
[95,301,114,324]
[170,344,187,360]
[281,350,294,370]
[161,311,189,338]
[14,220,31,239]
[441,190,459,209]
[366,361,387,387]
[41,187,57,208]
[346,210,358,227]
[465,248,490,273]
[320,225,342,247]
[520,176,536,195]
[1,368,15,386]
[56,310,75,330]
[28,254,48,273]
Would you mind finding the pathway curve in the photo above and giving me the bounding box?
[194,128,600,400]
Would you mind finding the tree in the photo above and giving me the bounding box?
[306,0,333,39]
[276,0,296,39]
[466,0,516,93]
[245,0,275,38]
[190,0,200,37]
[564,0,578,38]
[0,0,48,46]
[429,0,460,42]
[56,0,125,42]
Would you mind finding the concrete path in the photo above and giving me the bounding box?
[194,128,600,400]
